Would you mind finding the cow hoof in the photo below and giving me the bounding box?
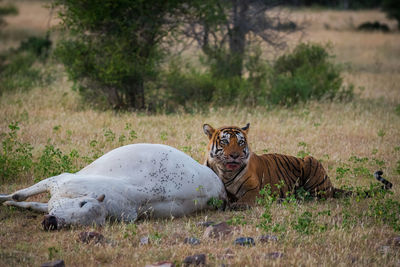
[12,194,23,202]
[42,215,58,231]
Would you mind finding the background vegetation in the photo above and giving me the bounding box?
[0,0,399,266]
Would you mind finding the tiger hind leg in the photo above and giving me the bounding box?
[301,156,336,198]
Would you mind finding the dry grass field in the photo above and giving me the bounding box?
[0,1,399,266]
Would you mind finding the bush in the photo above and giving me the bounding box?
[0,35,52,95]
[151,43,352,112]
[53,0,213,110]
[163,61,215,106]
[382,0,400,29]
[357,21,390,32]
[157,47,270,112]
[0,122,83,184]
[0,52,42,94]
[33,143,81,182]
[0,122,33,183]
[269,43,353,106]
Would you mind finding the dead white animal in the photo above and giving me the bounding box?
[0,144,227,229]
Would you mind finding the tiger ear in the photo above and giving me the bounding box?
[241,123,250,134]
[203,124,215,139]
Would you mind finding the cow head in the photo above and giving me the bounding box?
[43,194,107,230]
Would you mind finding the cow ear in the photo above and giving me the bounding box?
[241,123,250,134]
[97,194,105,202]
[203,124,215,139]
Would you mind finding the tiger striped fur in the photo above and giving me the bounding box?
[203,123,392,205]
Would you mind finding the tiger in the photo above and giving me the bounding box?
[203,123,392,205]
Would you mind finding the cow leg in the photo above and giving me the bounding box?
[0,177,55,203]
[4,201,48,213]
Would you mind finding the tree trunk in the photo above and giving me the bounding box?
[229,0,249,78]
[126,78,145,110]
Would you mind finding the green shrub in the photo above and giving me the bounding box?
[0,122,33,183]
[0,35,51,94]
[163,62,215,106]
[18,35,52,60]
[53,0,214,110]
[0,52,42,94]
[159,49,270,111]
[33,143,81,182]
[369,197,400,232]
[269,43,353,106]
[157,43,352,111]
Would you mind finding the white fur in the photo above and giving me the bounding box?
[1,144,227,227]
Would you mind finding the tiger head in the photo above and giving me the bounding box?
[203,123,251,177]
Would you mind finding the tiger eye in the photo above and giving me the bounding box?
[220,139,228,145]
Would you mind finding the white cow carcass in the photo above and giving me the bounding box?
[0,144,227,229]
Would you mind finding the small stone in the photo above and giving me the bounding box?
[140,236,150,245]
[145,261,175,267]
[78,231,104,244]
[379,245,391,254]
[184,237,201,245]
[258,235,278,243]
[41,259,65,267]
[264,252,284,259]
[197,221,215,227]
[183,254,206,266]
[203,222,232,239]
[234,237,255,246]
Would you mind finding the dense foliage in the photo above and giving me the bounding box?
[0,36,51,95]
[158,43,351,110]
[54,0,212,110]
[269,43,353,105]
[382,0,400,29]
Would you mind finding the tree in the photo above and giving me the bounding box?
[183,0,298,80]
[382,0,400,29]
[54,0,205,110]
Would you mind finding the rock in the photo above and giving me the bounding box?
[184,237,201,245]
[197,221,215,227]
[41,259,65,267]
[264,252,284,259]
[183,254,206,266]
[78,231,104,244]
[140,236,150,245]
[258,235,278,243]
[203,222,232,239]
[234,237,255,246]
[145,261,175,267]
[379,245,391,254]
